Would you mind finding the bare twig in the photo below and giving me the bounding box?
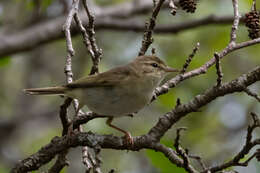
[82,0,102,75]
[169,0,177,15]
[138,0,166,56]
[243,88,260,102]
[63,0,80,121]
[60,98,73,136]
[149,67,260,141]
[152,143,197,172]
[153,0,157,8]
[47,1,81,172]
[82,145,93,171]
[74,1,103,170]
[48,151,70,173]
[188,154,207,171]
[63,0,99,171]
[180,42,200,74]
[174,127,187,151]
[205,112,260,172]
[173,127,195,173]
[48,98,72,173]
[74,13,94,62]
[0,14,248,58]
[153,38,260,100]
[214,52,223,87]
[93,146,102,173]
[81,141,102,173]
[229,0,240,45]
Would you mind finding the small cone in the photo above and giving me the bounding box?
[245,11,260,39]
[179,0,197,13]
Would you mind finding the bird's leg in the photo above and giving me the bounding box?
[106,117,134,147]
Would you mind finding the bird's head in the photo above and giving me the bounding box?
[132,55,179,81]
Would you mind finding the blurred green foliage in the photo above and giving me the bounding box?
[0,56,11,67]
[0,164,8,173]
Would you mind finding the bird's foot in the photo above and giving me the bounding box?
[124,131,134,148]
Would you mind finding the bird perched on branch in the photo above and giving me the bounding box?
[24,55,179,145]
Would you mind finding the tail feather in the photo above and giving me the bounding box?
[24,86,67,95]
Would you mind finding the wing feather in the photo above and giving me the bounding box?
[66,65,136,88]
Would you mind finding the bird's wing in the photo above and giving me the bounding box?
[66,65,136,88]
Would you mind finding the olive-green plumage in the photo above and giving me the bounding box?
[24,55,178,116]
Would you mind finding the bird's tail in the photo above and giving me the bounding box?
[23,86,67,95]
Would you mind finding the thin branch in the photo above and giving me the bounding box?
[60,98,73,136]
[152,143,198,172]
[214,52,223,87]
[149,67,260,141]
[62,0,79,58]
[93,146,102,173]
[48,98,72,173]
[174,127,187,151]
[243,87,260,102]
[169,0,177,15]
[0,14,244,58]
[188,154,207,171]
[229,0,240,45]
[74,13,94,63]
[82,0,102,75]
[138,0,166,56]
[48,151,70,173]
[153,37,260,100]
[82,146,93,170]
[63,0,98,172]
[47,0,81,171]
[173,128,195,173]
[204,112,260,172]
[180,42,200,74]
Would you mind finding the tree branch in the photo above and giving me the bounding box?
[229,0,240,45]
[153,37,260,100]
[82,0,102,75]
[243,87,260,102]
[0,12,241,58]
[11,66,260,173]
[180,42,200,74]
[149,66,260,141]
[214,52,223,87]
[138,0,166,56]
[204,112,260,172]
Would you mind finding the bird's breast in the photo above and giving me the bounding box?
[70,83,154,116]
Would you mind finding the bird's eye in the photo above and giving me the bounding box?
[151,63,158,68]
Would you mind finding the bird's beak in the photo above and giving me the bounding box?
[164,66,179,72]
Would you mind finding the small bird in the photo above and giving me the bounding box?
[24,55,179,145]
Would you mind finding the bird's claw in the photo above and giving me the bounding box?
[124,132,134,148]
